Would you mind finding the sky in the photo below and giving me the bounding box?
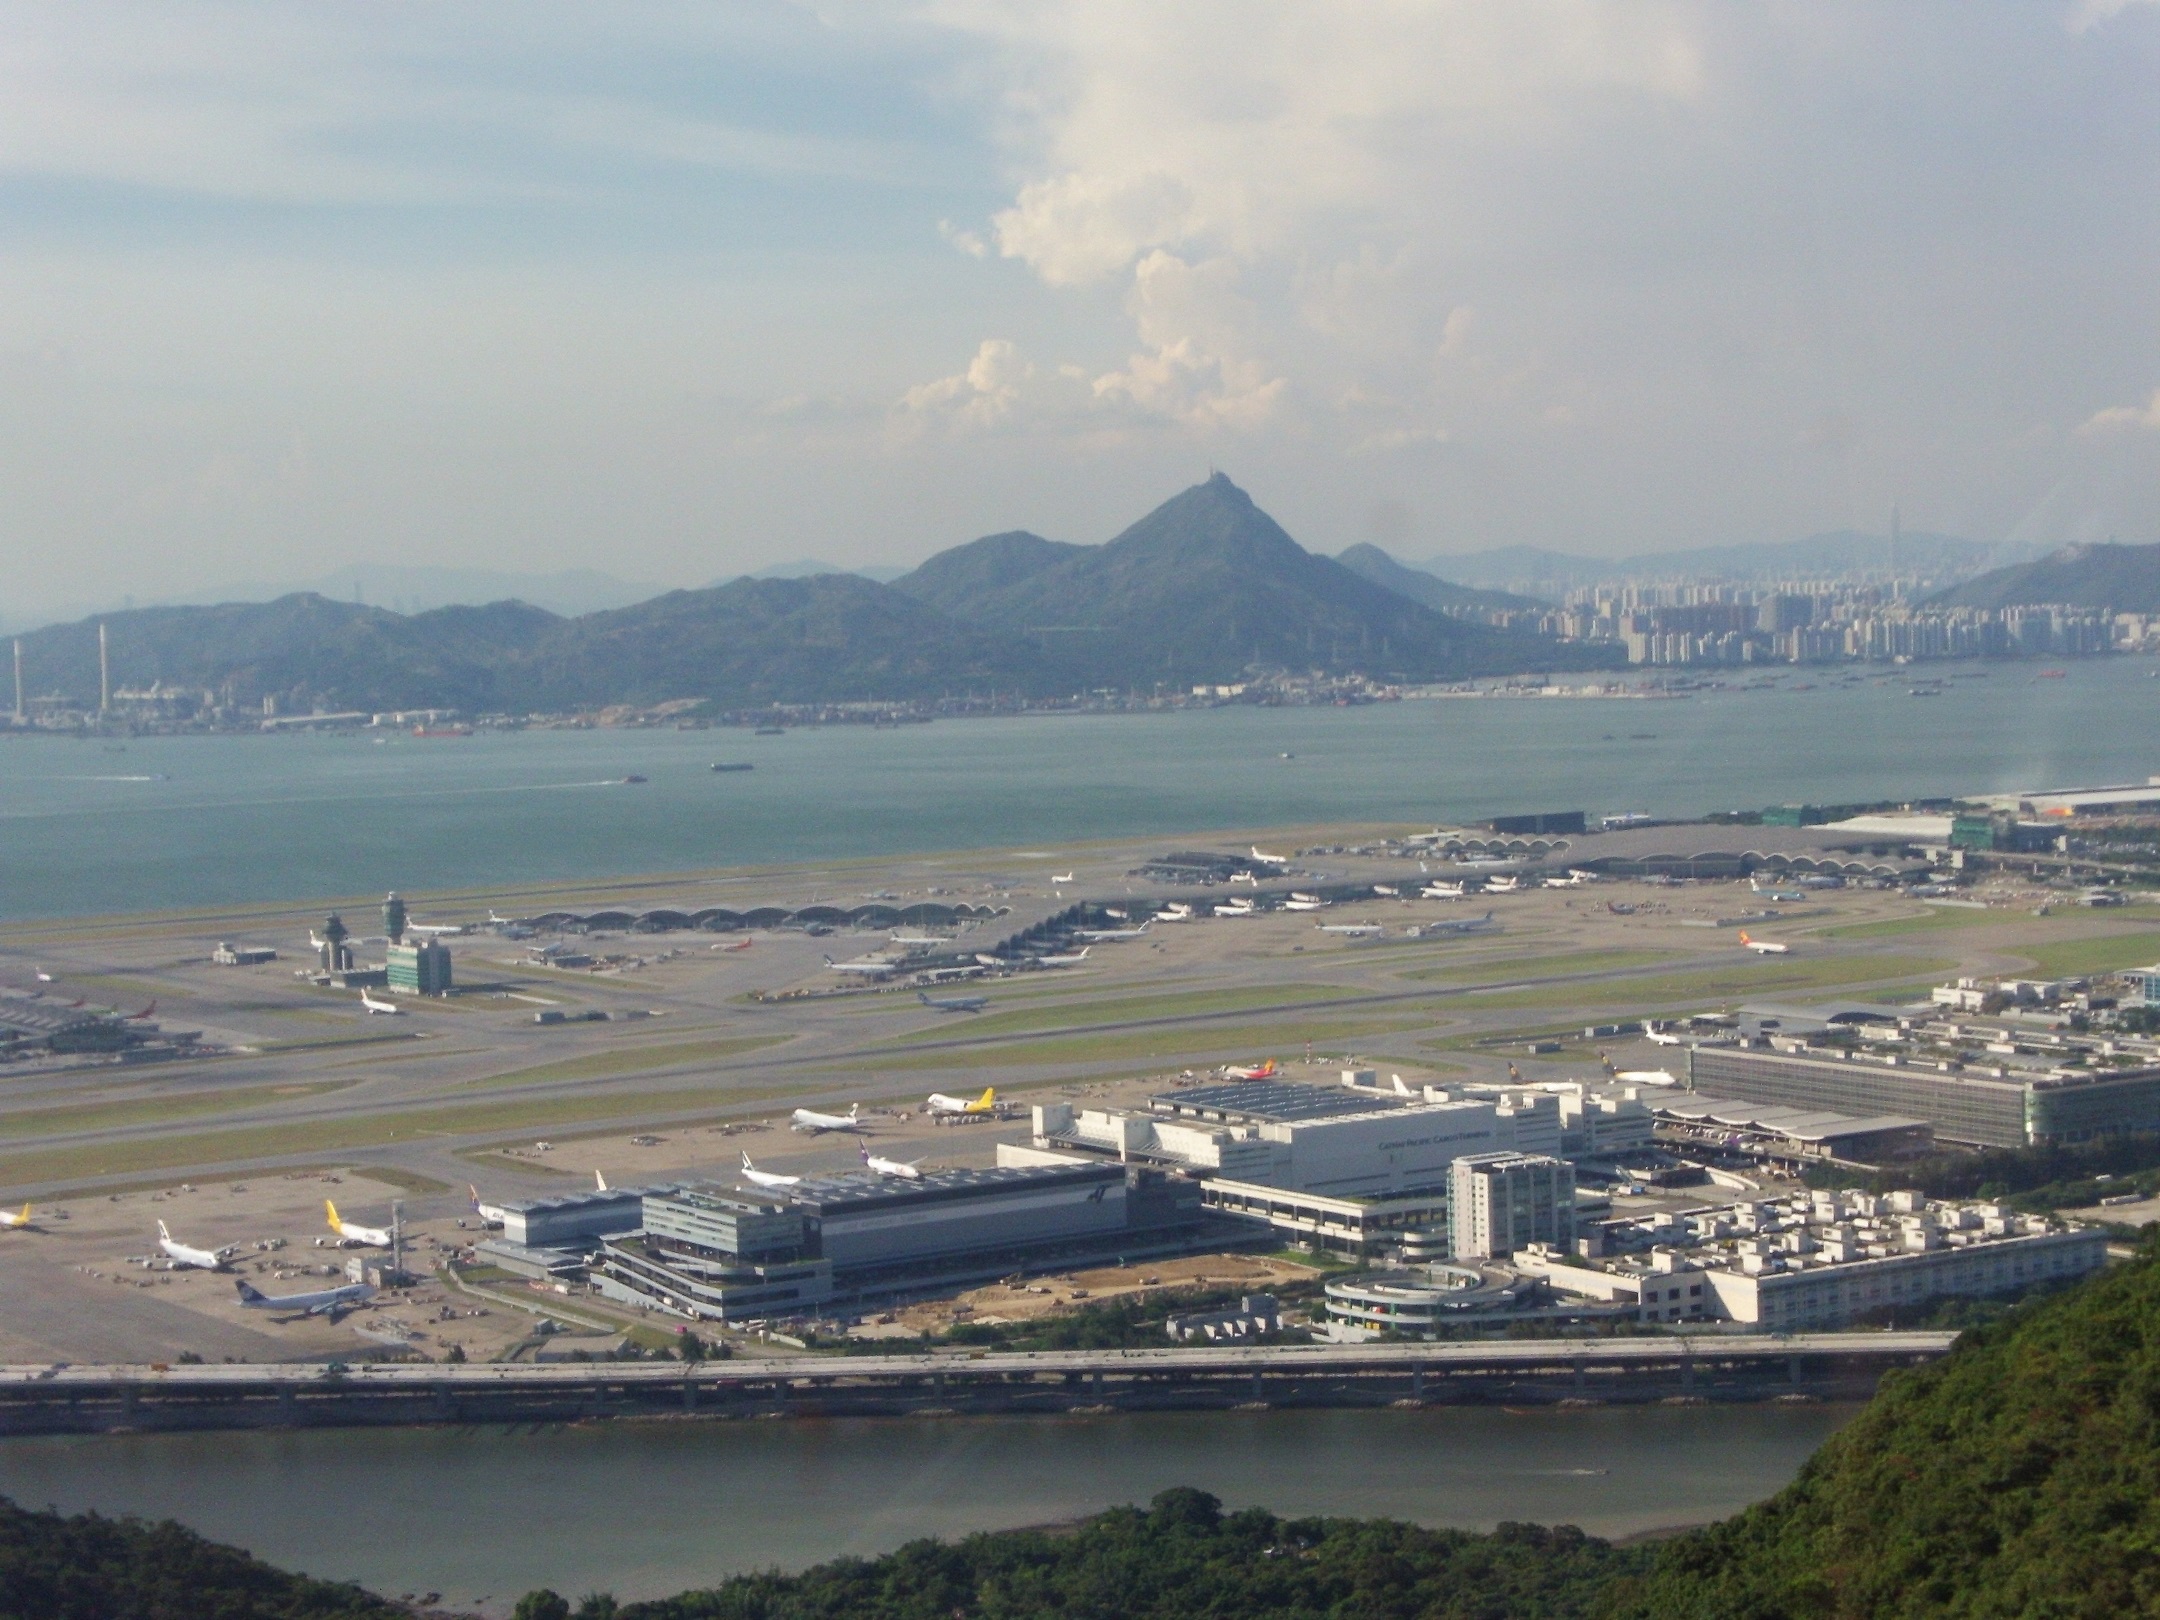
[2,0,2159,621]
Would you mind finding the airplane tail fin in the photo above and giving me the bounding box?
[468,1183,481,1210]
[234,1279,265,1303]
[848,1104,859,1120]
[741,1151,754,1170]
[325,1200,341,1233]
[859,1144,872,1163]
[158,1220,172,1241]
[975,1087,995,1110]
[595,1169,608,1192]
[918,991,930,1003]
[1738,932,1752,946]
[1393,1076,1412,1096]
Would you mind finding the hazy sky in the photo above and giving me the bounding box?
[3,1,2159,618]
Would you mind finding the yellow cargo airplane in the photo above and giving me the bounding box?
[925,1086,997,1117]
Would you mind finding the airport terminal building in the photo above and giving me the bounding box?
[593,1161,1206,1322]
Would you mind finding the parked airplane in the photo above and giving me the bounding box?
[359,991,402,1015]
[1795,874,1845,889]
[0,1203,33,1230]
[740,1152,801,1191]
[1283,893,1327,911]
[1229,870,1259,885]
[235,1277,374,1320]
[715,936,754,950]
[860,1145,923,1180]
[32,967,52,983]
[917,989,988,1013]
[927,1086,998,1116]
[1752,887,1805,903]
[1029,947,1092,966]
[157,1220,229,1270]
[467,1185,508,1226]
[1738,931,1792,955]
[1371,884,1400,898]
[1484,875,1522,893]
[1076,923,1151,940]
[1317,921,1384,936]
[1157,903,1195,921]
[1224,1059,1279,1080]
[823,954,900,976]
[889,932,951,947]
[1645,1026,1685,1046]
[1213,898,1255,917]
[1421,882,1468,899]
[406,921,468,937]
[594,1170,610,1192]
[791,1103,866,1134]
[1250,847,1290,865]
[326,1201,393,1247]
[1051,872,1075,885]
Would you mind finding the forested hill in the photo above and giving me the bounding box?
[1927,540,2160,612]
[12,478,1617,715]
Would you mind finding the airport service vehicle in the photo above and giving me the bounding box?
[1075,923,1150,940]
[860,1145,923,1180]
[1283,893,1327,911]
[1317,921,1384,936]
[325,1201,393,1247]
[791,1103,866,1134]
[740,1153,801,1191]
[1738,931,1792,955]
[1224,1059,1279,1081]
[156,1221,229,1270]
[235,1278,374,1320]
[927,1086,998,1116]
[823,954,901,976]
[1250,847,1290,866]
[359,992,402,1015]
[917,989,988,1013]
[1213,898,1255,917]
[0,1204,33,1230]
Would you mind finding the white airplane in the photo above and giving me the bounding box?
[406,921,468,937]
[823,954,900,976]
[917,988,988,1012]
[791,1103,866,1134]
[1224,1059,1279,1081]
[1029,947,1091,966]
[1050,872,1075,885]
[467,1185,508,1225]
[1416,911,1498,937]
[860,1144,923,1180]
[1283,893,1327,912]
[1485,875,1522,893]
[1645,1026,1686,1046]
[0,1203,33,1230]
[740,1152,801,1191]
[1317,921,1384,936]
[1076,923,1151,940]
[326,1200,393,1247]
[594,1169,610,1191]
[1229,870,1259,886]
[1250,847,1290,865]
[32,967,53,983]
[1371,884,1400,898]
[927,1086,998,1116]
[1157,903,1195,921]
[1738,931,1791,955]
[235,1277,374,1320]
[1421,882,1468,899]
[359,991,401,1015]
[889,932,950,947]
[1213,898,1255,917]
[157,1220,229,1270]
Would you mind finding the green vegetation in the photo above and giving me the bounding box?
[1608,1239,2160,1618]
[0,1494,399,1619]
[2014,930,2160,979]
[1805,1130,2160,1214]
[609,1490,1643,1620]
[1821,909,2018,940]
[1457,953,1953,1013]
[866,1008,1446,1071]
[933,1286,1312,1354]
[0,1082,353,1142]
[1401,948,1687,985]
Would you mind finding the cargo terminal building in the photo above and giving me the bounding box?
[1687,1043,2160,1149]
[593,1161,1206,1323]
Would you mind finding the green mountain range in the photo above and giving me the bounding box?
[1333,542,1550,615]
[1928,540,2160,612]
[9,478,1616,714]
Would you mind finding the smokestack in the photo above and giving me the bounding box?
[97,621,109,714]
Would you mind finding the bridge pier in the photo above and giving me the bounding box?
[1572,1356,1587,1396]
[1410,1363,1424,1401]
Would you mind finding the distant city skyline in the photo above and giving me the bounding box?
[2,3,2156,623]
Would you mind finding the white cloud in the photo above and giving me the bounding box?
[1091,251,1287,429]
[2067,0,2158,33]
[992,170,1197,286]
[2079,390,2160,434]
[897,338,1035,429]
